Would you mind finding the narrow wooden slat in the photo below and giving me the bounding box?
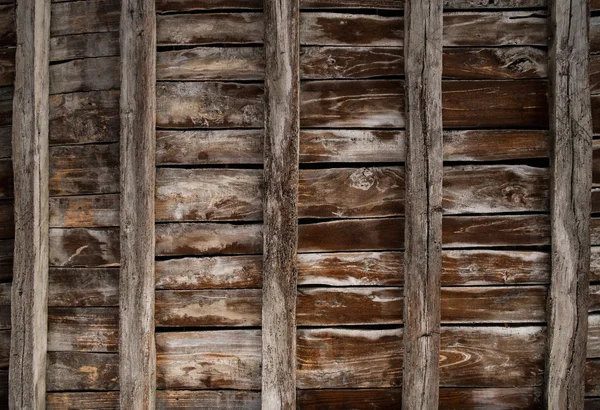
[403,0,442,408]
[0,159,13,199]
[0,126,11,159]
[47,307,118,352]
[49,32,119,62]
[119,0,155,404]
[0,5,15,48]
[46,352,118,391]
[50,0,119,37]
[0,201,14,240]
[0,48,15,88]
[47,392,119,410]
[49,56,119,95]
[9,0,50,406]
[545,0,592,408]
[49,194,119,228]
[588,315,600,359]
[48,267,119,307]
[262,0,298,407]
[49,227,119,267]
[0,240,13,281]
[156,391,261,409]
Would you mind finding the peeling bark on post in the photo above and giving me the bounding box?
[9,0,50,407]
[119,0,156,406]
[544,0,592,409]
[262,0,299,408]
[402,0,443,409]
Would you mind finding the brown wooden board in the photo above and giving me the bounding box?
[47,307,118,352]
[49,56,119,95]
[46,351,118,391]
[49,194,119,228]
[0,47,14,88]
[0,126,11,159]
[47,392,119,410]
[48,268,119,307]
[49,228,120,267]
[50,32,119,62]
[50,0,119,37]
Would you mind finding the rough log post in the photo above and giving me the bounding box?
[402,0,443,409]
[9,0,50,407]
[544,0,592,408]
[119,0,156,406]
[262,0,299,408]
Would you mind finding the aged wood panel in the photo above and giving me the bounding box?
[0,126,10,159]
[0,240,13,281]
[590,55,600,95]
[297,328,402,389]
[438,388,542,410]
[404,0,442,408]
[300,79,403,128]
[47,307,118,352]
[156,391,261,410]
[0,331,8,369]
[119,0,155,404]
[301,47,402,79]
[156,82,263,129]
[589,315,600,359]
[49,194,119,227]
[0,5,15,47]
[50,32,119,62]
[49,56,119,95]
[46,392,119,410]
[10,0,49,408]
[49,90,119,145]
[49,144,119,196]
[156,330,262,390]
[546,0,592,408]
[0,159,13,199]
[48,267,119,306]
[440,326,545,387]
[0,201,14,239]
[0,48,14,88]
[586,359,600,395]
[442,80,548,129]
[443,130,548,161]
[46,352,118,391]
[50,0,119,37]
[262,0,299,406]
[49,228,119,267]
[297,389,402,410]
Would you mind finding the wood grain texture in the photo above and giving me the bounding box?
[48,267,119,307]
[545,0,592,408]
[49,227,119,267]
[156,391,261,409]
[46,392,119,410]
[0,5,15,47]
[0,240,13,281]
[9,0,50,407]
[49,194,119,228]
[403,0,442,408]
[0,48,14,88]
[589,314,600,359]
[0,159,13,199]
[49,56,119,95]
[50,32,119,62]
[49,90,119,145]
[262,0,299,407]
[50,0,119,36]
[0,126,11,159]
[47,307,118,352]
[119,0,155,404]
[46,351,118,391]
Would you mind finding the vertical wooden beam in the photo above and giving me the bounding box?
[119,0,156,406]
[9,0,50,406]
[545,0,592,409]
[262,0,299,408]
[402,0,443,409]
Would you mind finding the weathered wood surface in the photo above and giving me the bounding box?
[50,32,119,62]
[404,0,442,407]
[48,268,119,306]
[586,359,600,395]
[0,240,13,281]
[119,0,155,404]
[155,46,546,81]
[0,127,11,158]
[156,391,261,410]
[46,351,118,391]
[0,5,15,47]
[589,315,600,359]
[0,48,14,88]
[10,0,49,408]
[49,90,119,145]
[0,159,13,199]
[0,201,14,239]
[49,144,119,196]
[47,307,118,352]
[46,392,119,410]
[155,129,549,165]
[547,0,592,408]
[50,0,119,37]
[155,80,548,129]
[155,12,548,47]
[49,228,120,267]
[154,0,547,11]
[49,56,119,95]
[262,0,299,406]
[49,194,119,227]
[0,87,13,127]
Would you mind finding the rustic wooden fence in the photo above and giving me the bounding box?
[0,0,599,408]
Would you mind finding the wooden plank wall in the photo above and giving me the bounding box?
[0,0,15,406]
[44,0,121,406]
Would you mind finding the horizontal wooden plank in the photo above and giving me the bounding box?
[46,351,118,391]
[156,391,260,409]
[0,47,14,88]
[49,228,119,267]
[0,239,12,281]
[0,5,15,47]
[437,387,542,410]
[156,129,548,165]
[50,32,119,62]
[0,200,13,239]
[0,126,10,158]
[0,330,9,369]
[0,307,9,330]
[592,247,600,282]
[50,0,119,37]
[592,219,600,245]
[49,267,118,306]
[591,55,600,95]
[49,144,119,196]
[47,307,118,352]
[587,359,600,395]
[156,82,263,129]
[49,56,119,95]
[0,88,12,127]
[0,159,13,199]
[442,80,549,129]
[297,328,402,389]
[440,326,545,387]
[300,79,403,128]
[49,194,119,227]
[589,314,600,359]
[50,90,119,145]
[47,392,119,410]
[156,329,262,390]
